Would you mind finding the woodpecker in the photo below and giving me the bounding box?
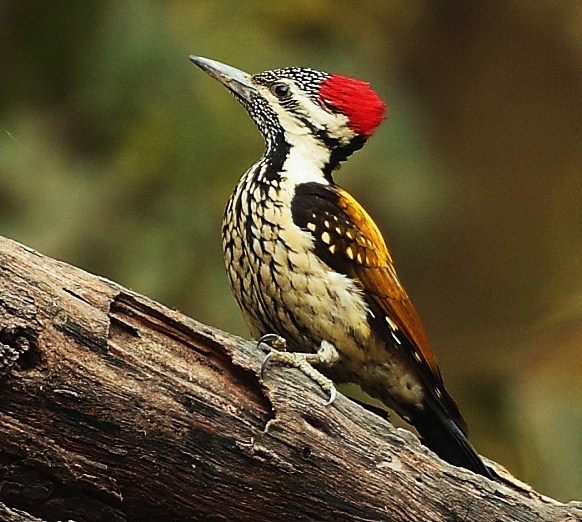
[191,56,491,479]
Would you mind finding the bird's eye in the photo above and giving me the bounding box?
[271,83,290,99]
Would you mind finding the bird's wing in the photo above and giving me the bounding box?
[292,181,466,429]
[333,188,440,376]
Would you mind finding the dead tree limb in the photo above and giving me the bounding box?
[0,235,580,522]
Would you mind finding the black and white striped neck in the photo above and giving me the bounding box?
[252,129,368,189]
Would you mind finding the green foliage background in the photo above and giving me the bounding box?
[1,1,581,501]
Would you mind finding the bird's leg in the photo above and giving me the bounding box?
[257,335,339,406]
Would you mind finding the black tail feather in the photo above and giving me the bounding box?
[413,395,492,479]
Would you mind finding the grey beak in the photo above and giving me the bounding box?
[190,56,256,102]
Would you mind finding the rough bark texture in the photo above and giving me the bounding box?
[0,235,580,522]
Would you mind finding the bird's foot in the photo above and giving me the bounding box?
[257,333,287,354]
[257,335,339,406]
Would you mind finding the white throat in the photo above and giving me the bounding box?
[279,131,331,187]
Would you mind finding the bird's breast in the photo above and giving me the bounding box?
[223,175,425,409]
[223,178,370,364]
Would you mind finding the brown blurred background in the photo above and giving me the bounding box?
[1,1,581,501]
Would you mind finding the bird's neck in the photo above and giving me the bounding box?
[257,128,368,189]
[249,131,333,190]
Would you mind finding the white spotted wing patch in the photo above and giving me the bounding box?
[292,183,384,281]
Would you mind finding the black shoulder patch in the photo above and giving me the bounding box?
[291,182,366,276]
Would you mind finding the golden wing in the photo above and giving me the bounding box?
[291,181,466,431]
[334,188,441,380]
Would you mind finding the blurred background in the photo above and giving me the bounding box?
[1,0,581,501]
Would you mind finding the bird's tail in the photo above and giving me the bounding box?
[413,393,492,479]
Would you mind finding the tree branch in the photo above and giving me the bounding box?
[0,235,580,521]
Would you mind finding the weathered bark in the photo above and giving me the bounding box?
[0,235,580,522]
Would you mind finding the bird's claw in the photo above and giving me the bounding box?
[259,349,273,378]
[258,333,287,378]
[257,334,338,406]
[325,384,337,406]
[257,333,287,353]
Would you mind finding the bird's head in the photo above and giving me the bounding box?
[191,56,386,165]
